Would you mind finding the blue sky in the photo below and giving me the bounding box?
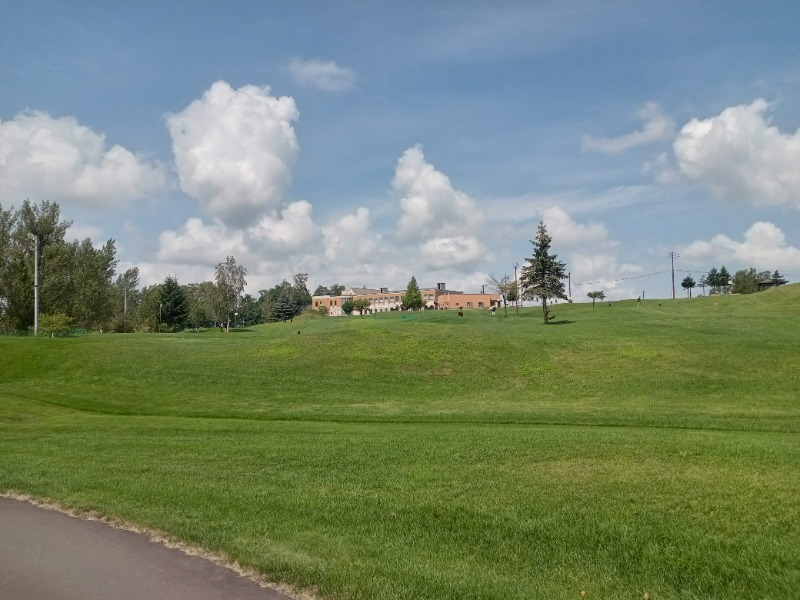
[2,1,799,299]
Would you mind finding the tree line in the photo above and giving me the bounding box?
[680,266,787,297]
[0,200,323,333]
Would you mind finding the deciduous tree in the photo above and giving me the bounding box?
[587,290,605,307]
[215,256,247,332]
[681,276,696,298]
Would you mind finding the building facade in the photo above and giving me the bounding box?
[312,283,500,316]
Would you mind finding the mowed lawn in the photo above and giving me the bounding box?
[2,288,799,599]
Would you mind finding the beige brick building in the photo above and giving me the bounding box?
[312,283,500,316]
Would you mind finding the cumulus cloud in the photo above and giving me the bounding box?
[421,235,484,269]
[582,102,675,155]
[0,110,165,208]
[249,200,318,255]
[158,218,248,264]
[541,206,612,248]
[166,81,300,227]
[674,99,800,210]
[682,221,800,272]
[289,58,356,92]
[392,146,488,271]
[321,207,378,263]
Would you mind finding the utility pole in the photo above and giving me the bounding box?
[667,252,679,299]
[513,262,519,317]
[33,234,39,336]
[567,272,571,299]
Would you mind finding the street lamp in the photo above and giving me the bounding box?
[513,262,519,317]
[234,312,238,328]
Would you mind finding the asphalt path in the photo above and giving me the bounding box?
[0,497,298,600]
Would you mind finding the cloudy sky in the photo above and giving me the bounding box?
[2,1,799,299]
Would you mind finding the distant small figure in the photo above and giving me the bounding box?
[608,301,612,307]
[297,330,300,335]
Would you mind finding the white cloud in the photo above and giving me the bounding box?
[158,217,248,264]
[249,200,318,255]
[673,98,800,210]
[422,235,484,269]
[288,58,356,92]
[682,221,800,272]
[393,146,485,238]
[541,206,612,248]
[166,81,300,227]
[0,110,165,208]
[321,207,377,263]
[66,222,105,243]
[582,102,675,155]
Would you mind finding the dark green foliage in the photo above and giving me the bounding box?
[0,200,119,330]
[158,275,189,331]
[401,276,424,310]
[342,299,355,315]
[271,289,296,322]
[520,221,567,324]
[681,276,696,297]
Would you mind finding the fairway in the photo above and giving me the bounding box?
[2,288,799,599]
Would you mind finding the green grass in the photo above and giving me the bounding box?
[2,287,799,599]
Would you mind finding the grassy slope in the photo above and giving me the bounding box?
[1,286,799,599]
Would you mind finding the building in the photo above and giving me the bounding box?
[312,283,501,316]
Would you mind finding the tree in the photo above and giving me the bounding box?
[342,299,355,315]
[352,298,371,315]
[519,221,567,324]
[772,270,788,286]
[486,273,515,317]
[698,275,707,296]
[680,276,696,298]
[587,290,605,307]
[215,256,247,332]
[158,275,189,331]
[330,283,345,296]
[718,266,731,294]
[292,273,312,310]
[732,268,758,295]
[402,276,424,310]
[313,285,330,296]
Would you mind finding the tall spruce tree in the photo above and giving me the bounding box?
[402,276,424,310]
[159,275,189,331]
[519,221,567,324]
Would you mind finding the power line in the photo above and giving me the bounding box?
[573,270,670,286]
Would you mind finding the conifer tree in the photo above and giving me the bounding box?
[159,275,189,331]
[402,276,424,310]
[519,221,567,324]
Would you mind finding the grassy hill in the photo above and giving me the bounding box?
[2,285,799,599]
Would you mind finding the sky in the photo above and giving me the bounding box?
[2,1,799,300]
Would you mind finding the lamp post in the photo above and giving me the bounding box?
[235,312,238,328]
[513,262,519,317]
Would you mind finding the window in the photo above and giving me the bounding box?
[467,302,473,308]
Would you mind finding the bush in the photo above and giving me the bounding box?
[38,313,73,337]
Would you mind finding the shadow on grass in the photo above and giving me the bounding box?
[228,328,255,333]
[548,319,576,325]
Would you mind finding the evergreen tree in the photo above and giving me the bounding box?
[402,276,424,310]
[158,275,189,331]
[519,221,567,324]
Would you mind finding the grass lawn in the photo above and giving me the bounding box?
[2,287,799,599]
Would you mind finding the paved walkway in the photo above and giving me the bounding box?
[0,497,297,600]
